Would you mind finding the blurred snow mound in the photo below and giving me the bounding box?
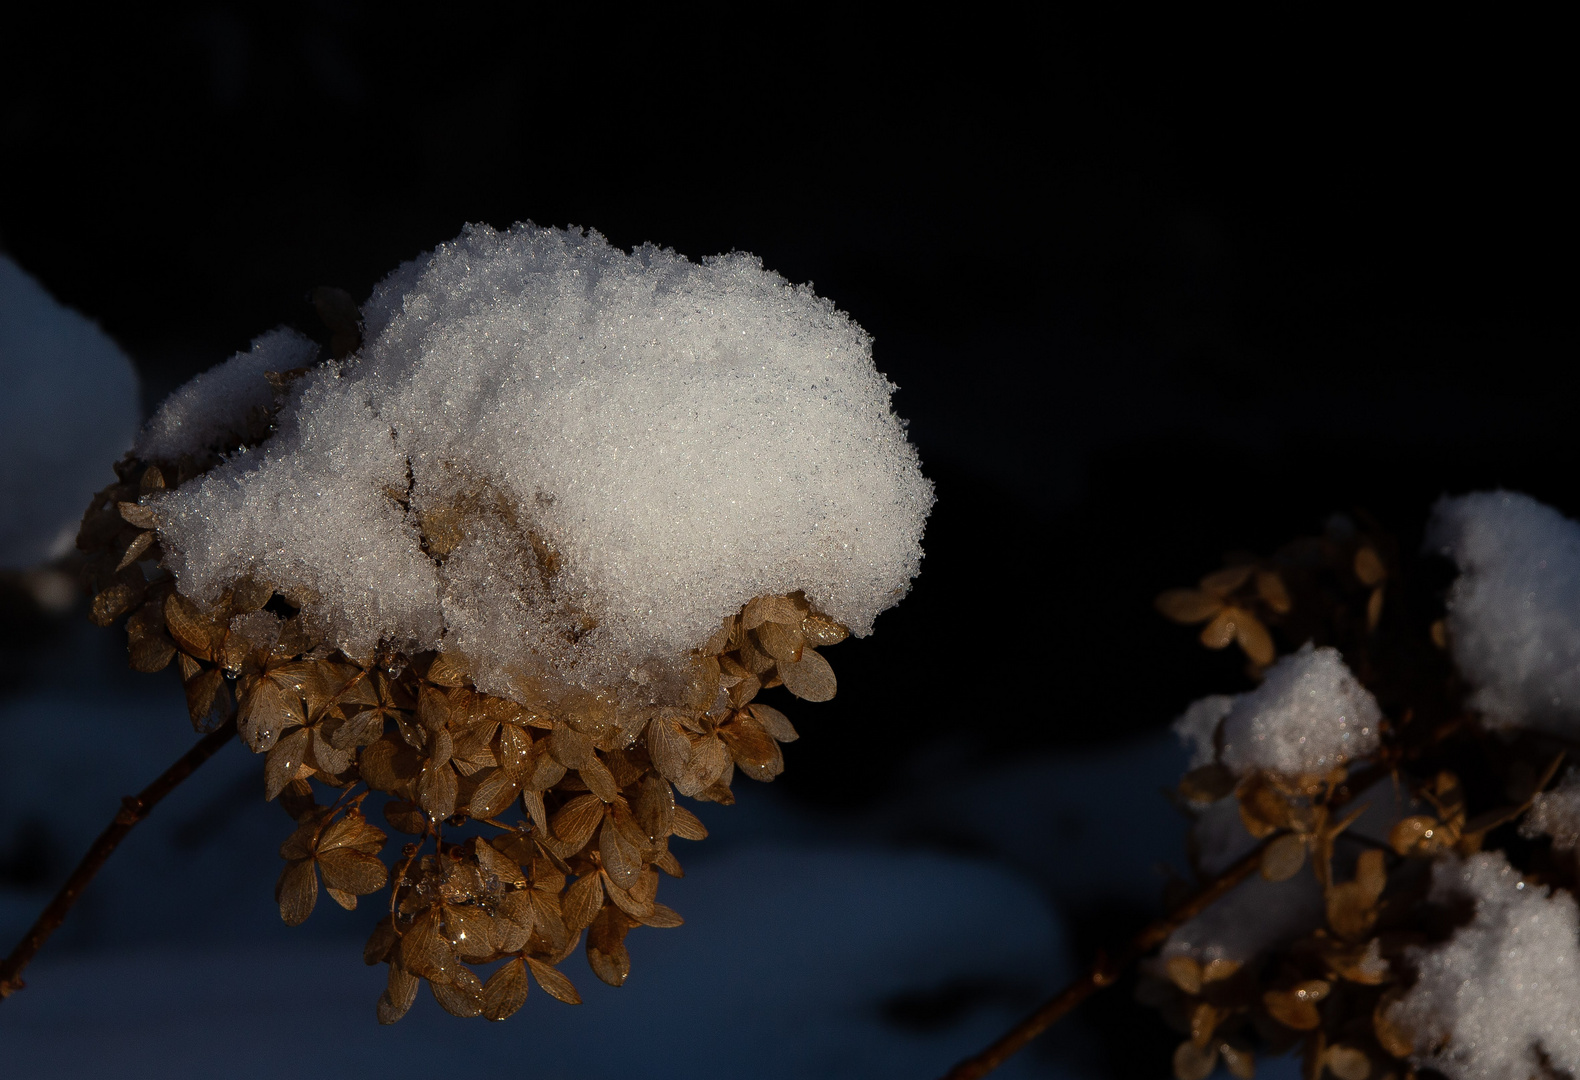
[0,254,140,569]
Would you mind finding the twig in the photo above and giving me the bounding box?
[939,837,1271,1080]
[0,721,237,1000]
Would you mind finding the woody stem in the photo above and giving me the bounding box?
[937,836,1272,1080]
[0,721,236,1001]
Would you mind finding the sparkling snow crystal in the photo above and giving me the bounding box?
[1390,852,1580,1080]
[134,328,318,461]
[1208,644,1380,777]
[149,224,934,703]
[1427,491,1580,734]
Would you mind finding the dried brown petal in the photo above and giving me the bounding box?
[524,956,581,1004]
[742,594,803,630]
[364,916,399,965]
[1260,833,1308,882]
[637,902,684,929]
[1199,608,1237,650]
[164,592,220,659]
[1201,958,1240,984]
[1200,565,1254,596]
[671,805,708,841]
[563,872,606,932]
[1217,1042,1254,1080]
[319,848,388,895]
[1389,814,1445,857]
[1255,570,1291,614]
[599,815,643,890]
[778,647,836,702]
[481,958,529,1021]
[377,963,420,1025]
[548,722,595,769]
[747,703,798,743]
[264,727,311,801]
[801,612,849,647]
[117,500,158,530]
[755,620,805,663]
[325,885,358,911]
[1156,589,1224,625]
[1263,988,1321,1030]
[239,676,300,753]
[401,910,460,983]
[578,755,622,803]
[469,766,524,821]
[276,859,318,926]
[1324,1044,1371,1080]
[551,793,605,850]
[1234,612,1275,667]
[1173,1040,1218,1080]
[1366,585,1384,631]
[416,760,458,821]
[1179,764,1235,804]
[646,713,692,781]
[186,667,229,731]
[1354,546,1386,587]
[1374,991,1415,1058]
[443,904,499,963]
[1165,955,1203,995]
[430,966,485,1017]
[586,909,632,988]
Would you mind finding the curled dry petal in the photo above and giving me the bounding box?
[1173,1040,1218,1080]
[1324,1045,1371,1080]
[481,958,530,1021]
[1156,589,1224,625]
[264,727,311,801]
[551,793,605,849]
[1165,955,1202,995]
[599,815,643,890]
[670,805,708,842]
[1255,570,1291,614]
[1199,609,1237,650]
[416,760,458,821]
[644,713,692,782]
[1233,612,1275,666]
[1259,833,1308,882]
[276,859,318,926]
[1262,988,1321,1030]
[562,872,605,932]
[1200,565,1254,597]
[1354,546,1386,586]
[431,966,485,1018]
[777,647,836,702]
[318,849,389,895]
[378,963,420,1025]
[524,956,581,1005]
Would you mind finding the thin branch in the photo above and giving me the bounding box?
[938,837,1271,1080]
[0,721,236,1000]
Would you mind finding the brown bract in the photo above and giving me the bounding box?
[80,453,849,1024]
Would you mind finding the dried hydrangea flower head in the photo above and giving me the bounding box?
[75,224,932,1022]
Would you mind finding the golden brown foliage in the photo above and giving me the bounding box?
[79,454,846,1024]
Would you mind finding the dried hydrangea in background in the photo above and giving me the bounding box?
[2,224,933,1023]
[1134,495,1580,1080]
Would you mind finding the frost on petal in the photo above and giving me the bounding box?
[1389,852,1580,1080]
[1427,491,1580,735]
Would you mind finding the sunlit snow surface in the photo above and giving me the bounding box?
[1428,491,1580,735]
[150,225,934,703]
[0,254,140,569]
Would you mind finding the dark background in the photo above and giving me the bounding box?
[1,8,1570,1076]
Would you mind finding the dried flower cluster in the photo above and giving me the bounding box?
[1145,511,1580,1080]
[78,440,849,1023]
